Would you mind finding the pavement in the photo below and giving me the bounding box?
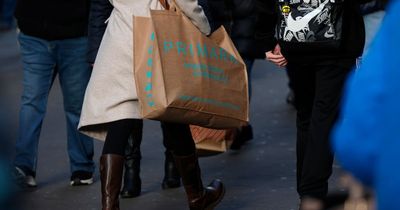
[0,29,345,210]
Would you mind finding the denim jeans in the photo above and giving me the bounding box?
[14,33,94,175]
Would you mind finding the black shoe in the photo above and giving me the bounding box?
[70,171,93,186]
[230,125,253,150]
[14,166,37,188]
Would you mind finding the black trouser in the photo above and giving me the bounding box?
[286,66,295,92]
[289,60,354,199]
[103,119,196,157]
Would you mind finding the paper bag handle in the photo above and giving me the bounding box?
[158,0,170,10]
[158,0,182,13]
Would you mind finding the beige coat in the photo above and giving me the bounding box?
[78,0,211,140]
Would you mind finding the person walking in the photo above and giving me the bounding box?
[12,0,95,187]
[333,2,400,209]
[208,0,257,149]
[78,0,225,209]
[255,0,373,208]
[85,2,180,197]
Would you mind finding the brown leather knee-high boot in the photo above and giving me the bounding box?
[173,153,225,210]
[100,154,124,210]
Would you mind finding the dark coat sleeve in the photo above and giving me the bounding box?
[87,0,113,64]
[207,0,232,33]
[208,0,258,58]
[254,0,278,59]
[230,0,257,59]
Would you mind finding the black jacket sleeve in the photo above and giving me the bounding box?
[208,0,232,33]
[87,0,113,64]
[230,0,257,59]
[254,0,278,59]
[207,0,257,58]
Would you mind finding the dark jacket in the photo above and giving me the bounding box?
[86,0,113,64]
[255,0,373,63]
[15,0,90,40]
[208,0,257,59]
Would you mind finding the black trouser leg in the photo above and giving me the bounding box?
[291,61,354,199]
[230,57,254,150]
[291,63,315,193]
[160,122,182,189]
[286,66,295,92]
[286,66,297,106]
[161,122,196,156]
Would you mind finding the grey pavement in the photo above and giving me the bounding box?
[0,29,344,210]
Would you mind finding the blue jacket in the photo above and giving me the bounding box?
[333,1,400,209]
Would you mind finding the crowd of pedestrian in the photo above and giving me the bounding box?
[0,0,395,209]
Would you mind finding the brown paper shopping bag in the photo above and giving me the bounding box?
[190,125,236,153]
[134,3,249,129]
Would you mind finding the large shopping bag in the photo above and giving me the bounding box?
[133,2,248,129]
[190,125,236,153]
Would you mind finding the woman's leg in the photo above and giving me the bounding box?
[100,119,139,210]
[161,122,225,210]
[161,123,181,189]
[102,119,139,155]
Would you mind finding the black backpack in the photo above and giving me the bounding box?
[276,0,345,53]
